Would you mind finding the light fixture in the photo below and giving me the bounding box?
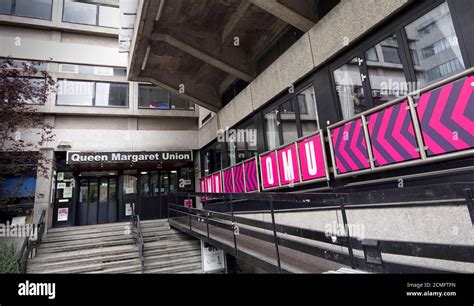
[141,46,150,71]
[171,170,177,174]
[141,171,148,175]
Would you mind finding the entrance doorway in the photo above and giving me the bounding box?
[77,172,118,225]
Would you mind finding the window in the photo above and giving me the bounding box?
[95,83,128,107]
[59,64,126,77]
[264,109,280,151]
[63,0,97,25]
[4,77,48,105]
[333,58,366,120]
[138,84,195,110]
[0,0,52,20]
[201,142,223,175]
[405,2,465,87]
[365,34,408,107]
[56,80,94,106]
[56,80,128,107]
[297,86,319,137]
[24,78,48,104]
[225,120,258,166]
[139,85,169,109]
[63,0,119,28]
[279,99,298,144]
[170,93,194,110]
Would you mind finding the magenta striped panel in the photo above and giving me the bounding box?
[367,101,420,166]
[223,168,234,193]
[331,118,370,174]
[416,75,474,156]
[233,164,245,193]
[244,159,259,192]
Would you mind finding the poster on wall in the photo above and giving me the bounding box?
[297,133,327,182]
[232,164,245,193]
[223,168,234,193]
[201,241,226,273]
[330,118,370,175]
[57,208,68,222]
[212,172,222,193]
[260,152,279,190]
[244,158,259,192]
[367,101,420,167]
[277,144,301,186]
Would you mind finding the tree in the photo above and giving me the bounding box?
[0,58,56,208]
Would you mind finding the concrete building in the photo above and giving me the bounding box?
[1,0,473,273]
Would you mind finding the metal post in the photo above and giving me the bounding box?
[269,199,282,273]
[204,196,210,243]
[340,197,356,269]
[230,195,238,256]
[464,188,474,225]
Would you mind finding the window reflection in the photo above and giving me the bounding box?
[405,2,465,87]
[297,86,319,136]
[279,100,298,144]
[333,58,366,120]
[264,110,280,150]
[365,34,408,106]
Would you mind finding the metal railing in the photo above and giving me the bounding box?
[129,206,145,273]
[166,183,474,273]
[18,210,46,274]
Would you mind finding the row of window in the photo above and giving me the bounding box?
[0,0,119,28]
[334,1,465,120]
[201,0,471,176]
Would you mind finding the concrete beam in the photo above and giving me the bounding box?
[221,0,252,44]
[219,74,238,96]
[151,33,254,82]
[249,0,314,32]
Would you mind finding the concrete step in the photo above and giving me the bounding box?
[47,222,130,234]
[28,251,140,272]
[29,257,142,274]
[143,243,200,257]
[37,237,136,254]
[30,245,139,264]
[143,261,203,274]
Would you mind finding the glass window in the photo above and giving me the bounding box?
[151,172,159,196]
[365,47,379,62]
[140,174,150,197]
[98,5,119,28]
[0,1,12,15]
[170,171,178,192]
[139,85,169,109]
[99,180,108,204]
[279,100,298,144]
[123,175,137,195]
[170,93,195,110]
[95,83,128,107]
[333,58,366,120]
[63,0,97,25]
[15,0,52,20]
[108,178,117,200]
[365,34,408,106]
[57,80,94,106]
[160,172,169,192]
[264,109,280,150]
[405,2,465,87]
[297,86,319,136]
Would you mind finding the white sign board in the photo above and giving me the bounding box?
[201,241,226,273]
[57,208,69,222]
[125,203,133,216]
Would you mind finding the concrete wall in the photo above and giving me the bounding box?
[240,204,474,273]
[198,0,412,148]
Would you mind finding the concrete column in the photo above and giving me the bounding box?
[33,148,54,229]
[194,151,203,209]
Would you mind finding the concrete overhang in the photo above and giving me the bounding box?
[128,0,321,112]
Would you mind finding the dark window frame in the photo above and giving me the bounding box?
[262,78,320,150]
[328,0,471,121]
[0,0,53,21]
[56,79,129,108]
[62,0,119,29]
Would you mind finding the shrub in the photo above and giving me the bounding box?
[0,243,19,274]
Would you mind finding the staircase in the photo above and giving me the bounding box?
[26,219,203,274]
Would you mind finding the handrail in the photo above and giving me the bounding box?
[166,183,474,273]
[18,210,46,274]
[129,207,144,273]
